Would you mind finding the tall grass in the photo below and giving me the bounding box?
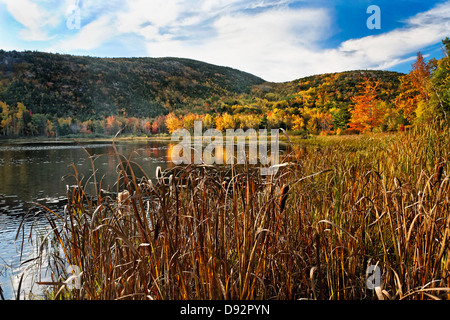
[26,120,450,300]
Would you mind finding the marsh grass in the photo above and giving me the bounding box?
[24,120,450,300]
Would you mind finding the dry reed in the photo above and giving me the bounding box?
[23,119,450,300]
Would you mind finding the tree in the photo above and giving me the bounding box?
[182,114,199,132]
[304,109,333,134]
[266,109,284,129]
[395,52,434,123]
[236,114,261,130]
[330,107,350,130]
[410,52,431,103]
[14,102,28,135]
[143,120,151,134]
[165,113,182,134]
[395,74,420,123]
[0,101,11,136]
[291,114,305,131]
[46,119,56,137]
[348,79,385,132]
[432,38,450,116]
[149,120,157,134]
[57,118,72,136]
[105,115,120,135]
[215,113,235,131]
[202,114,214,129]
[31,114,47,136]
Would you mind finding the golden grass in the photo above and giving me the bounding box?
[25,119,450,300]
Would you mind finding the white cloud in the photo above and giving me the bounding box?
[116,0,184,34]
[49,15,115,51]
[1,0,58,41]
[4,0,449,82]
[321,1,450,76]
[139,0,450,81]
[143,7,332,81]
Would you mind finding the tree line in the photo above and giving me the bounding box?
[1,38,449,138]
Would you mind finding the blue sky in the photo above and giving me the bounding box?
[0,0,449,82]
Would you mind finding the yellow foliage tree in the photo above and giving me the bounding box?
[215,113,235,131]
[291,114,305,131]
[395,52,432,123]
[202,114,215,129]
[165,113,182,134]
[182,114,199,132]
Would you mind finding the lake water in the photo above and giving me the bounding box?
[0,140,173,300]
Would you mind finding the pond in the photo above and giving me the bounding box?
[0,139,173,300]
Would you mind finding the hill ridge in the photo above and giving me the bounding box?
[0,50,265,119]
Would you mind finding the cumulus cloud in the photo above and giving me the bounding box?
[316,1,450,78]
[141,5,332,81]
[127,0,450,81]
[49,15,116,51]
[2,0,449,82]
[0,0,59,41]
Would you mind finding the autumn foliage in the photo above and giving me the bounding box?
[348,79,386,132]
[1,38,450,138]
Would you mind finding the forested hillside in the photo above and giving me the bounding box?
[0,50,264,119]
[1,38,448,138]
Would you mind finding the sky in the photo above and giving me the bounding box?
[0,0,449,82]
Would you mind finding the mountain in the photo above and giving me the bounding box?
[0,50,405,135]
[0,50,265,120]
[251,69,403,106]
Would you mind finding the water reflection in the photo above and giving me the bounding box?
[0,140,171,300]
[0,139,286,299]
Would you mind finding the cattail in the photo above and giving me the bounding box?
[436,163,444,184]
[154,219,160,241]
[117,190,130,217]
[278,184,289,213]
[117,189,130,205]
[156,166,163,183]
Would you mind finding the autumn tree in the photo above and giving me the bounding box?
[236,114,261,130]
[105,115,121,135]
[215,113,235,131]
[266,109,284,129]
[153,115,167,134]
[165,113,182,134]
[395,74,420,123]
[348,79,385,132]
[291,114,305,131]
[202,114,214,129]
[46,119,55,137]
[410,52,431,103]
[395,52,433,123]
[304,109,333,134]
[182,114,200,132]
[143,120,151,134]
[0,101,11,136]
[150,120,158,134]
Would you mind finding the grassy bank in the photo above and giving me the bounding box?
[25,120,450,300]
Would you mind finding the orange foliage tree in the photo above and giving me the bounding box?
[105,115,121,135]
[348,79,385,132]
